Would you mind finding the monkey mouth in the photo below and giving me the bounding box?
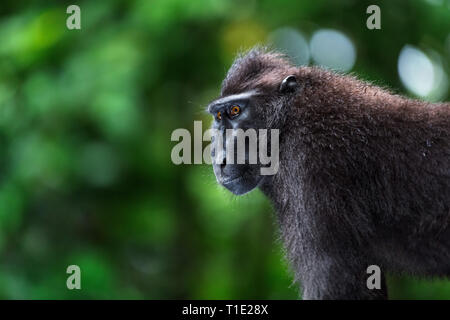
[221,175,245,185]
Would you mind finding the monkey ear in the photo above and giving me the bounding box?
[280,75,298,93]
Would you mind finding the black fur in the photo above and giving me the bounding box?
[212,48,450,300]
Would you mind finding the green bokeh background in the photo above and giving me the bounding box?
[0,0,449,299]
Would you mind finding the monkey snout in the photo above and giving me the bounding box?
[220,157,226,171]
[220,162,233,177]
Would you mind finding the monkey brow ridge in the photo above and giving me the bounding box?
[206,90,259,114]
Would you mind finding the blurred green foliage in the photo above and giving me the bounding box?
[0,0,448,299]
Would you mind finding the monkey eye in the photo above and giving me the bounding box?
[216,111,222,121]
[230,105,240,117]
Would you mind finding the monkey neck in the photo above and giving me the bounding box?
[259,66,449,216]
[258,68,394,218]
[259,143,305,217]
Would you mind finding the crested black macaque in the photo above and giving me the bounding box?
[206,48,450,300]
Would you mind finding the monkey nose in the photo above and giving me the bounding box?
[220,158,226,172]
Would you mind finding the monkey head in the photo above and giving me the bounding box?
[206,48,300,195]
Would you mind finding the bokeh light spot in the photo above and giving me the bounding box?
[310,29,356,72]
[397,45,449,100]
[268,27,310,66]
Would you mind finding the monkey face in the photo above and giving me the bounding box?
[206,63,298,195]
[207,91,272,195]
